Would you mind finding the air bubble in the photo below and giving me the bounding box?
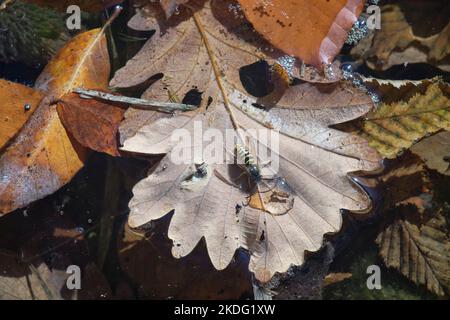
[341,63,353,74]
[276,55,296,80]
[346,17,369,45]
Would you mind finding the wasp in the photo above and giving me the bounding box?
[214,143,295,216]
[235,143,262,183]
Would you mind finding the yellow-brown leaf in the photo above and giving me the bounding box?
[0,80,43,150]
[0,28,111,215]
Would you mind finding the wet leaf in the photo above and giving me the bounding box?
[114,1,381,282]
[57,93,126,157]
[237,0,365,68]
[35,28,110,99]
[0,28,111,215]
[380,155,432,212]
[0,80,43,150]
[352,1,450,72]
[377,156,450,296]
[411,132,450,176]
[361,78,450,159]
[376,208,450,296]
[0,254,62,300]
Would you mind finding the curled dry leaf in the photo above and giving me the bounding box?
[361,78,450,159]
[237,0,365,68]
[0,28,110,215]
[57,93,126,157]
[352,1,450,72]
[113,1,381,282]
[411,131,450,176]
[0,80,43,150]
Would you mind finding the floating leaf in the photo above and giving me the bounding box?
[57,93,126,157]
[0,254,61,300]
[0,27,111,215]
[411,131,450,176]
[114,1,380,282]
[237,0,365,68]
[0,80,43,150]
[376,209,450,296]
[352,1,450,72]
[361,78,450,159]
[377,156,450,296]
[380,155,432,211]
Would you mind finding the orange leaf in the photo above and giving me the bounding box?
[0,28,111,215]
[35,28,110,99]
[0,98,87,215]
[0,80,43,151]
[237,0,365,68]
[57,93,126,157]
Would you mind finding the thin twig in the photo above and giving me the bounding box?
[74,88,198,113]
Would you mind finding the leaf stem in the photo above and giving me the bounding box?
[191,11,244,142]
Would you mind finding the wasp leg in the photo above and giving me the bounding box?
[257,177,279,193]
[259,160,272,168]
[213,169,245,189]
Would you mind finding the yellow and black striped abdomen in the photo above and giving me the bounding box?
[235,144,261,182]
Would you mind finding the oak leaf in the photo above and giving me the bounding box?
[237,0,365,68]
[113,1,381,282]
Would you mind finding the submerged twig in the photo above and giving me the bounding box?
[74,88,198,113]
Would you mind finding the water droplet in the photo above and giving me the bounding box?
[341,63,353,74]
[75,227,85,234]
